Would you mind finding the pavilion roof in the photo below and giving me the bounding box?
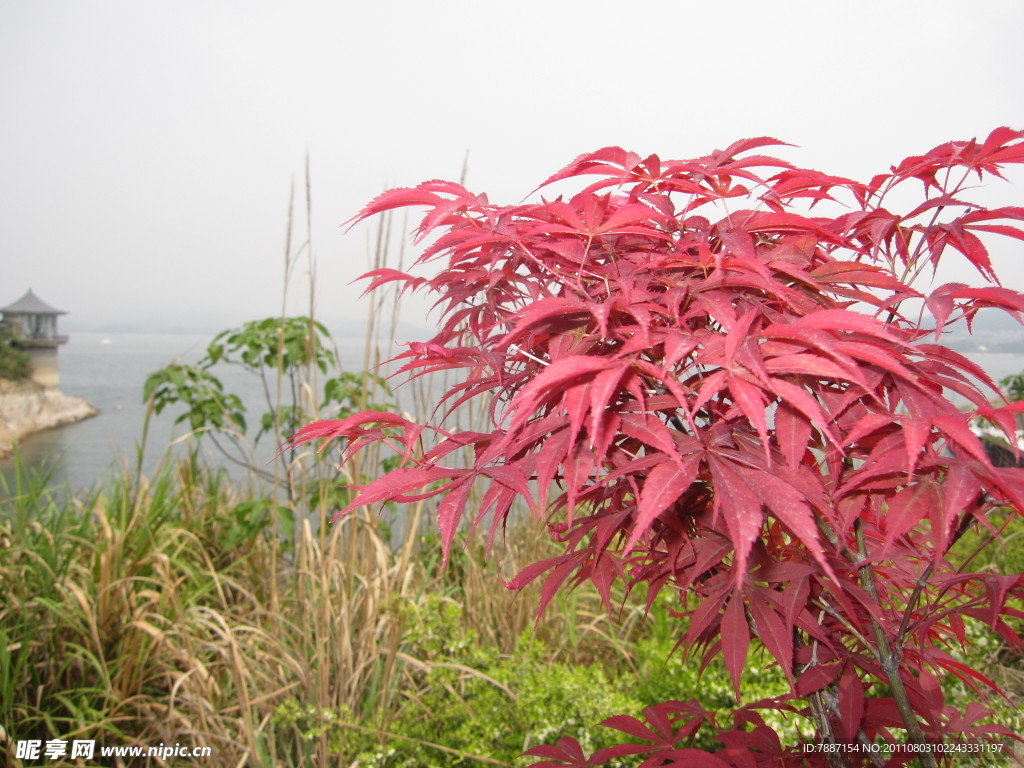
[0,289,67,315]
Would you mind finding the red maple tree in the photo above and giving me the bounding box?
[291,129,1024,766]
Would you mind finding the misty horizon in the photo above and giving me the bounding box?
[3,1,1022,338]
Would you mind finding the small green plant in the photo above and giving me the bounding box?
[204,317,345,441]
[144,316,392,506]
[0,326,30,380]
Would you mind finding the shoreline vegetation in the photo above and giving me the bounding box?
[4,180,1024,768]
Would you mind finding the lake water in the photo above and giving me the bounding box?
[2,332,1024,494]
[0,331,397,493]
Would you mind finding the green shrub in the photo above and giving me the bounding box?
[267,591,801,767]
[0,326,29,380]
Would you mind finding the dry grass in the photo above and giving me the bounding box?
[1,442,643,768]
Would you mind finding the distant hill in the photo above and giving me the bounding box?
[942,308,1024,354]
[61,312,437,341]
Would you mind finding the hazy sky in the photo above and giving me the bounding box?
[2,0,1022,334]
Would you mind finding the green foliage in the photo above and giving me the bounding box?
[271,699,370,762]
[145,316,391,446]
[143,316,394,511]
[206,317,338,441]
[224,498,296,551]
[1000,371,1024,403]
[952,508,1024,584]
[0,325,30,380]
[206,316,335,374]
[144,362,247,432]
[271,595,642,767]
[266,592,797,767]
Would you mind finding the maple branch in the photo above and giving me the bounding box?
[895,559,936,650]
[811,598,878,660]
[513,239,589,299]
[895,507,983,648]
[808,690,847,768]
[899,166,975,291]
[800,636,885,768]
[508,344,550,367]
[853,519,938,768]
[856,730,888,768]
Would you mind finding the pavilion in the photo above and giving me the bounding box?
[0,289,69,388]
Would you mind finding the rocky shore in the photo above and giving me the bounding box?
[0,379,97,459]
